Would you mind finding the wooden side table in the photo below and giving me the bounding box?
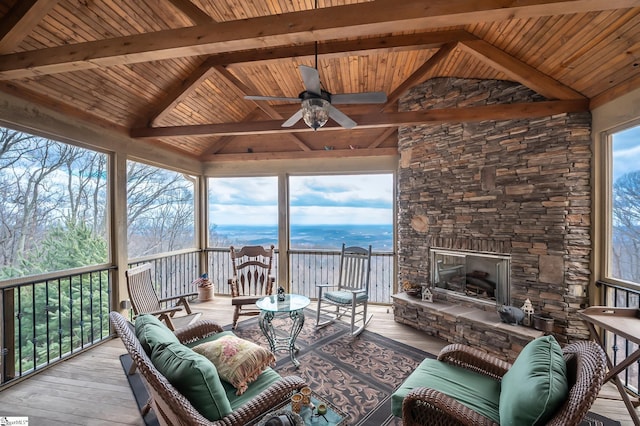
[578,306,640,426]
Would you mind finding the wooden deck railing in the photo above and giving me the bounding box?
[206,248,395,304]
[1,265,114,386]
[1,248,393,387]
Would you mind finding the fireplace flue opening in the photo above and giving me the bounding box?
[430,248,511,306]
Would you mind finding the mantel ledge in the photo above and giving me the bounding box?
[392,292,543,341]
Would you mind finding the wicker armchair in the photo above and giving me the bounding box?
[402,341,607,426]
[110,311,306,425]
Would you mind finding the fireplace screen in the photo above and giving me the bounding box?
[430,248,511,306]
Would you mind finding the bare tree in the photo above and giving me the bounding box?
[127,161,195,258]
[612,171,640,282]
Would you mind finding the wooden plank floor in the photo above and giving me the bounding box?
[0,296,635,425]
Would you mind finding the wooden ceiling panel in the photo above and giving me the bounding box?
[193,0,372,22]
[0,1,639,160]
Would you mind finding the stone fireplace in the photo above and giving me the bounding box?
[393,77,593,358]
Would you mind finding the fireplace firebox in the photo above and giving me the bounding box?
[430,248,511,306]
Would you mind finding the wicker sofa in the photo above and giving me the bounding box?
[392,337,607,426]
[110,311,306,425]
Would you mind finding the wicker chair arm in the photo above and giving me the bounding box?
[221,375,307,425]
[402,387,499,426]
[174,320,225,344]
[437,344,511,381]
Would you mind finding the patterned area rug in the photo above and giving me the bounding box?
[230,311,430,425]
[120,309,622,425]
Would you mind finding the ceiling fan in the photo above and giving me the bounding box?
[244,65,387,130]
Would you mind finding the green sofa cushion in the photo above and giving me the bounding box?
[135,314,179,354]
[391,358,501,423]
[499,335,568,426]
[224,367,282,410]
[151,341,232,421]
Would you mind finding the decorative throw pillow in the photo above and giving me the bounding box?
[499,335,569,425]
[192,334,276,395]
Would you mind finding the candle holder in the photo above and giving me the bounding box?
[315,403,328,421]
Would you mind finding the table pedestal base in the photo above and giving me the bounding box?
[259,309,305,367]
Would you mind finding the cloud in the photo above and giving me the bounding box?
[613,126,640,182]
[209,174,393,225]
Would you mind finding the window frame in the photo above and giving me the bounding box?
[602,119,640,290]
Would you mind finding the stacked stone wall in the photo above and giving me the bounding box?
[396,78,592,343]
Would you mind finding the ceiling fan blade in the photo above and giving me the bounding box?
[282,109,303,127]
[328,105,357,129]
[299,65,322,95]
[331,92,387,104]
[244,95,301,102]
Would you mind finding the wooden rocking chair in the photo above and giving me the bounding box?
[125,263,201,331]
[316,244,373,337]
[228,245,275,329]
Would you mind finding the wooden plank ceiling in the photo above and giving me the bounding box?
[0,0,639,162]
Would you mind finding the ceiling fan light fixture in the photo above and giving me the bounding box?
[301,98,330,130]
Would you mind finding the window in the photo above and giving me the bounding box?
[288,174,393,250]
[0,127,108,279]
[207,176,278,248]
[609,123,640,284]
[127,161,195,258]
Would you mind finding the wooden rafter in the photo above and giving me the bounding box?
[165,0,213,25]
[458,39,585,100]
[206,110,263,156]
[131,99,589,138]
[368,128,398,149]
[382,42,458,111]
[0,0,59,53]
[140,58,218,127]
[0,0,636,79]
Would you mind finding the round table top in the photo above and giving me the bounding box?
[256,293,311,312]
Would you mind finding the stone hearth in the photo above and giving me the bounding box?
[393,292,542,362]
[395,77,592,345]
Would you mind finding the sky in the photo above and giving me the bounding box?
[612,124,640,183]
[208,174,394,226]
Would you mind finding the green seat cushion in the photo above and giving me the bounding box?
[325,290,367,304]
[224,367,282,410]
[391,358,501,422]
[499,335,568,426]
[151,342,232,421]
[135,314,179,354]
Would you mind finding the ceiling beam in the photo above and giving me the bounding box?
[458,39,585,100]
[211,30,476,67]
[0,0,59,53]
[201,147,400,162]
[0,0,636,79]
[213,65,312,151]
[131,99,589,138]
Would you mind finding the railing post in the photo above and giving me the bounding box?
[1,287,16,383]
